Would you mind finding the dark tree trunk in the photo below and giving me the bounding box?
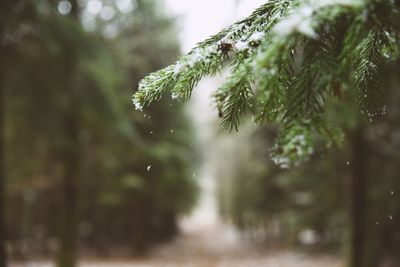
[57,109,80,267]
[57,1,81,266]
[56,60,81,267]
[0,5,10,261]
[0,67,7,267]
[348,126,367,267]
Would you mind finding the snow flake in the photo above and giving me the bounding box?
[249,31,264,42]
[234,40,248,51]
[173,62,186,75]
[132,97,143,111]
[273,0,360,38]
[273,4,316,38]
[171,92,181,100]
[271,155,291,169]
[190,49,206,63]
[312,0,357,8]
[299,6,313,17]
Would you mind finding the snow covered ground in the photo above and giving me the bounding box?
[11,221,342,267]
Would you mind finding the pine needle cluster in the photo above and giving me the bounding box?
[133,0,400,167]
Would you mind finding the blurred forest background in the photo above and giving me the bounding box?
[1,1,400,267]
[0,0,198,266]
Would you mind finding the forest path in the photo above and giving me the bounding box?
[75,220,343,267]
[12,220,343,267]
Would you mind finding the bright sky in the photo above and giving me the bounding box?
[164,0,266,52]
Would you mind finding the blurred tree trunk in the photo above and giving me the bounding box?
[131,199,148,254]
[0,2,10,264]
[348,126,367,267]
[57,105,80,267]
[0,64,7,267]
[57,1,81,267]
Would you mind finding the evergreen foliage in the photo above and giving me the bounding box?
[133,0,400,167]
[2,0,198,262]
[215,80,400,265]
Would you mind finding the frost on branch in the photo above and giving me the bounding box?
[273,0,362,38]
[133,0,399,168]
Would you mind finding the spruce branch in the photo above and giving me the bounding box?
[133,0,400,167]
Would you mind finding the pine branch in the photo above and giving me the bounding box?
[354,27,388,120]
[133,0,293,110]
[133,0,400,167]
